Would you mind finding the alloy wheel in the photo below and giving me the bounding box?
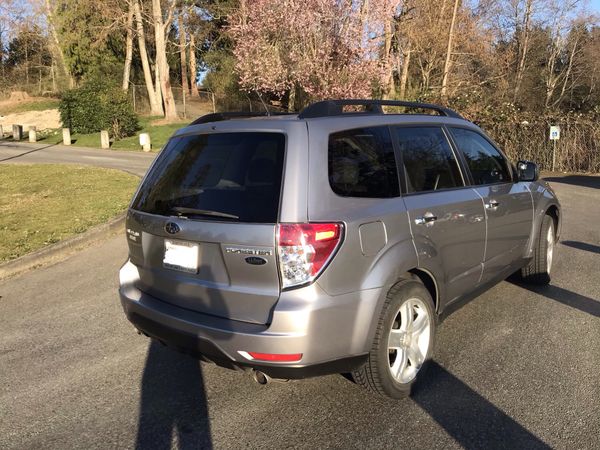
[387,297,432,384]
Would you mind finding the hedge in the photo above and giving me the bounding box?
[59,80,139,139]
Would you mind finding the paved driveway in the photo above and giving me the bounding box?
[0,169,598,449]
[0,141,155,177]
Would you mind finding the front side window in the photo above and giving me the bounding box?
[449,128,512,185]
[394,126,463,193]
[328,127,400,198]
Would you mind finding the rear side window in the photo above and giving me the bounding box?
[131,132,285,223]
[394,127,463,193]
[328,127,399,198]
[449,128,512,185]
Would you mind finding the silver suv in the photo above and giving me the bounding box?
[119,100,561,398]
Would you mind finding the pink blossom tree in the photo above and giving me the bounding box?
[230,0,401,107]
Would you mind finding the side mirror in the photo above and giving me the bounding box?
[517,161,539,182]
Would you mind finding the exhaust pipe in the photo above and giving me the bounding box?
[251,369,272,385]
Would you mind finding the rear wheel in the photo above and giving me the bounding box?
[520,214,555,285]
[352,279,436,399]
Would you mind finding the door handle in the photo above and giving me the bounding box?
[415,212,438,226]
[485,200,500,210]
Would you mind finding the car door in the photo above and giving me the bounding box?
[447,127,533,282]
[393,126,486,306]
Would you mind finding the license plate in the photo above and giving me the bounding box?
[163,239,199,273]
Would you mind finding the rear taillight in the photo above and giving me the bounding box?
[277,222,344,289]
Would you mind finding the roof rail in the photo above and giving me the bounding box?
[190,111,293,126]
[297,99,463,120]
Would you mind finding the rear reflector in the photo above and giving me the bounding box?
[244,352,303,362]
[277,222,344,289]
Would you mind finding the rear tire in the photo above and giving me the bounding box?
[352,278,436,399]
[520,214,555,285]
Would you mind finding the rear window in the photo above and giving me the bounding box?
[328,127,400,198]
[131,132,286,223]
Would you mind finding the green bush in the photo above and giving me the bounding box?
[59,80,140,139]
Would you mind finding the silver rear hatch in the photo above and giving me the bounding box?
[126,131,287,325]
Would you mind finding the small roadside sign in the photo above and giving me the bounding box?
[550,125,560,140]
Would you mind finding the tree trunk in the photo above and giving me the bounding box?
[154,63,163,111]
[44,0,74,88]
[438,0,448,25]
[152,0,178,119]
[133,0,163,116]
[441,0,460,98]
[399,49,411,99]
[514,0,533,102]
[122,2,134,91]
[50,57,57,91]
[287,84,296,112]
[556,35,578,108]
[544,36,565,109]
[0,29,4,78]
[239,0,248,26]
[359,0,369,29]
[25,39,29,86]
[189,32,199,97]
[383,15,395,99]
[177,11,189,94]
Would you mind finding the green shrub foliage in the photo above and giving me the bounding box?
[59,80,139,139]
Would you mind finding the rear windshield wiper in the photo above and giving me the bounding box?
[170,206,239,220]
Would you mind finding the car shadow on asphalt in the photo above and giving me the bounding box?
[412,361,551,449]
[544,175,600,189]
[135,341,212,449]
[515,283,600,318]
[561,240,600,255]
[133,265,238,449]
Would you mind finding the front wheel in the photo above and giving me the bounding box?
[520,214,555,285]
[352,279,436,399]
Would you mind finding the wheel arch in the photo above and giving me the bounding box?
[408,268,439,313]
[526,186,561,257]
[546,204,560,239]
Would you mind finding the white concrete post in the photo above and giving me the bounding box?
[100,130,110,149]
[12,124,23,141]
[0,124,3,139]
[62,128,71,145]
[29,126,37,143]
[139,133,151,152]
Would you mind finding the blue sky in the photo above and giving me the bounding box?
[590,0,600,13]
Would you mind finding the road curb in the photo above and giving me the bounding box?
[0,213,126,281]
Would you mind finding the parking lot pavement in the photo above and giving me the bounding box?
[1,177,599,450]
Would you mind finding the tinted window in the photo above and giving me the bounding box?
[394,127,463,193]
[328,127,399,198]
[449,128,511,185]
[131,132,285,223]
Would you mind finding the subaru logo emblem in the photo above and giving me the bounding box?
[165,222,180,234]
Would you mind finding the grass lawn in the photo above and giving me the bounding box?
[0,164,139,262]
[1,98,60,115]
[41,116,186,151]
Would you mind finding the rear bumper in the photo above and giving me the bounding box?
[119,260,378,379]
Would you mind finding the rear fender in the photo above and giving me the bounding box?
[358,238,442,353]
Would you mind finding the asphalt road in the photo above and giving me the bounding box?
[1,152,599,448]
[0,141,155,177]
